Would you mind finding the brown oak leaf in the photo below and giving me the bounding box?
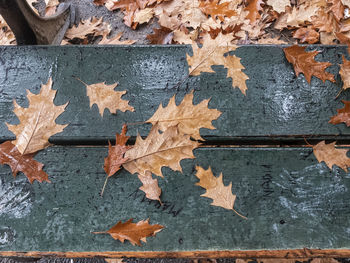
[146,26,174,44]
[329,100,350,126]
[244,0,264,23]
[99,32,136,45]
[339,55,350,91]
[199,0,236,22]
[64,17,108,40]
[146,91,222,140]
[195,166,246,218]
[93,218,164,246]
[223,55,249,95]
[123,124,199,177]
[0,141,50,183]
[313,141,350,171]
[283,45,335,83]
[77,79,134,116]
[293,27,319,44]
[6,77,68,155]
[104,124,131,177]
[266,0,290,13]
[137,171,162,202]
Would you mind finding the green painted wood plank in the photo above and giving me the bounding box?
[0,45,348,142]
[0,146,349,251]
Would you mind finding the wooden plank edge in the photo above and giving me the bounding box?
[1,249,350,259]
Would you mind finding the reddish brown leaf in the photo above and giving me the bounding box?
[328,0,345,21]
[293,27,319,44]
[283,45,335,83]
[146,26,173,44]
[93,218,164,246]
[104,124,131,177]
[244,0,264,23]
[207,24,242,39]
[339,55,350,91]
[199,0,236,22]
[93,0,107,6]
[0,141,50,183]
[329,100,350,126]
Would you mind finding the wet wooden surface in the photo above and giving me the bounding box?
[0,46,350,257]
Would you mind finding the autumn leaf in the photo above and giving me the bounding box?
[244,0,264,23]
[313,141,350,171]
[199,0,236,22]
[310,258,339,263]
[99,32,136,45]
[123,124,199,177]
[77,79,134,116]
[93,218,163,246]
[104,124,131,177]
[293,27,319,44]
[133,8,154,25]
[195,166,246,219]
[0,141,50,183]
[266,0,290,13]
[138,171,162,202]
[283,45,335,83]
[146,26,174,44]
[65,17,107,40]
[329,100,350,126]
[223,55,249,95]
[146,91,221,140]
[45,0,59,16]
[338,55,350,91]
[6,78,68,155]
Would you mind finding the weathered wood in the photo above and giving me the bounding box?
[0,45,348,143]
[1,146,349,253]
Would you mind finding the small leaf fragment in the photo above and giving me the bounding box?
[313,141,350,171]
[93,218,164,246]
[137,171,162,202]
[0,141,50,183]
[146,26,173,44]
[283,45,335,83]
[329,100,350,126]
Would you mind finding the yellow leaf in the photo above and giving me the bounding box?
[313,141,350,171]
[146,91,221,140]
[123,124,199,177]
[78,79,134,116]
[6,78,68,155]
[195,166,246,218]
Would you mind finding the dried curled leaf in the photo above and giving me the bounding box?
[199,0,236,22]
[339,55,350,91]
[195,166,246,218]
[78,79,134,116]
[329,100,350,126]
[313,141,350,171]
[104,124,131,177]
[138,171,162,202]
[99,32,136,45]
[0,141,50,183]
[123,124,199,177]
[93,218,164,246]
[6,78,68,155]
[244,0,264,23]
[283,45,335,83]
[146,26,174,44]
[293,27,319,44]
[146,91,221,140]
[65,17,107,40]
[266,0,290,13]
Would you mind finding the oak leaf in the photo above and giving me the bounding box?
[293,27,319,44]
[137,171,162,202]
[223,55,249,95]
[310,258,339,263]
[0,141,50,183]
[195,166,246,218]
[123,124,199,177]
[146,26,174,44]
[99,32,136,45]
[6,78,68,155]
[93,218,163,246]
[199,0,236,22]
[329,100,350,126]
[133,8,154,24]
[313,141,350,171]
[146,91,222,140]
[283,45,335,83]
[266,0,290,13]
[65,17,106,40]
[338,55,350,91]
[78,79,134,116]
[244,0,264,23]
[104,124,131,177]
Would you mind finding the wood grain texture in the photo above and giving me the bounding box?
[0,45,348,143]
[1,147,350,252]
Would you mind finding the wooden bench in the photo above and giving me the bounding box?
[0,45,350,261]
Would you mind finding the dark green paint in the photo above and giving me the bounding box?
[1,147,350,251]
[0,45,349,143]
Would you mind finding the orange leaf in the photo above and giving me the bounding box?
[0,141,50,183]
[93,218,164,246]
[104,124,131,177]
[313,141,350,171]
[146,26,174,44]
[329,100,350,126]
[244,0,264,23]
[283,45,335,83]
[199,0,236,22]
[293,27,319,44]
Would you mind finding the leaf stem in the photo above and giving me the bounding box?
[335,88,343,99]
[91,231,107,235]
[100,176,109,197]
[233,208,247,220]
